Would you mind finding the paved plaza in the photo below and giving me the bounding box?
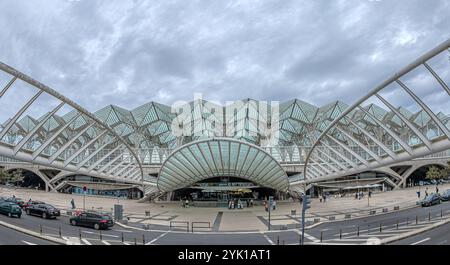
[2,184,447,232]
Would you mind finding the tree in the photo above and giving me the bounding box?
[426,166,446,181]
[9,169,24,185]
[0,168,11,183]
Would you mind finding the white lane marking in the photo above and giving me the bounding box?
[81,239,92,245]
[112,229,133,233]
[438,240,447,245]
[123,242,130,245]
[22,240,37,245]
[411,238,431,245]
[294,230,320,243]
[101,240,111,245]
[262,234,275,245]
[146,231,169,245]
[81,230,119,238]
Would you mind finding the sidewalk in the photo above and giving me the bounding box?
[1,184,448,232]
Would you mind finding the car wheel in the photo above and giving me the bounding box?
[26,209,31,215]
[94,224,100,230]
[17,214,21,218]
[71,220,77,226]
[42,212,47,219]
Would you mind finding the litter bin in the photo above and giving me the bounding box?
[291,210,296,216]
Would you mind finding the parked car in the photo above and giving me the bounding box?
[26,203,60,219]
[6,197,25,208]
[439,189,450,202]
[23,200,45,210]
[0,201,22,218]
[69,212,114,230]
[421,193,441,207]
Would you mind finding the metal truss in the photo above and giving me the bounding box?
[302,39,450,185]
[0,62,146,185]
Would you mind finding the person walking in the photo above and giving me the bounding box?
[70,198,75,209]
[417,191,421,198]
[436,186,439,194]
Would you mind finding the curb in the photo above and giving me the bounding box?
[0,219,67,245]
[305,204,418,230]
[378,217,450,245]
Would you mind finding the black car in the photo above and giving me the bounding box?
[26,203,60,219]
[23,200,46,210]
[421,193,441,207]
[440,189,450,201]
[69,212,114,230]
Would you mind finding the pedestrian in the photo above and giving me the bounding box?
[70,198,75,209]
[436,186,439,194]
[417,191,420,198]
[250,199,254,207]
[273,200,277,210]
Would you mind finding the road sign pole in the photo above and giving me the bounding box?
[83,186,87,211]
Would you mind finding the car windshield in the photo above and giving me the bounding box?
[426,195,436,200]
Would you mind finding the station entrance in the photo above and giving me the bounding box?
[171,176,279,205]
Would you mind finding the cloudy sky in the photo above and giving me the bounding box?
[0,0,449,116]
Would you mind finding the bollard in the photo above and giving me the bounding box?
[39,225,43,235]
[134,238,137,245]
[59,227,62,238]
[142,234,145,245]
[79,229,82,240]
[357,227,360,237]
[339,229,342,239]
[121,233,124,243]
[416,215,418,225]
[429,212,431,222]
[441,210,443,218]
[277,236,280,245]
[396,221,399,230]
[379,223,382,233]
[320,231,323,242]
[99,231,102,241]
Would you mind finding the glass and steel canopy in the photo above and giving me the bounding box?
[158,138,289,192]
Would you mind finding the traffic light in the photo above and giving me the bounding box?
[302,195,311,211]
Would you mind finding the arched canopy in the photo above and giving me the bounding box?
[158,138,289,192]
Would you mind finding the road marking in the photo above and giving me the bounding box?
[101,240,111,245]
[81,239,92,245]
[411,238,430,245]
[112,229,133,233]
[294,230,320,243]
[438,240,447,245]
[82,230,119,238]
[146,231,169,245]
[123,242,130,245]
[262,234,275,245]
[21,240,36,245]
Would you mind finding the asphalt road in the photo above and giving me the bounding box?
[0,200,449,245]
[0,224,57,245]
[391,222,450,245]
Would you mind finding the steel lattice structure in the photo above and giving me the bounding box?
[0,39,449,198]
[0,62,146,185]
[299,39,450,187]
